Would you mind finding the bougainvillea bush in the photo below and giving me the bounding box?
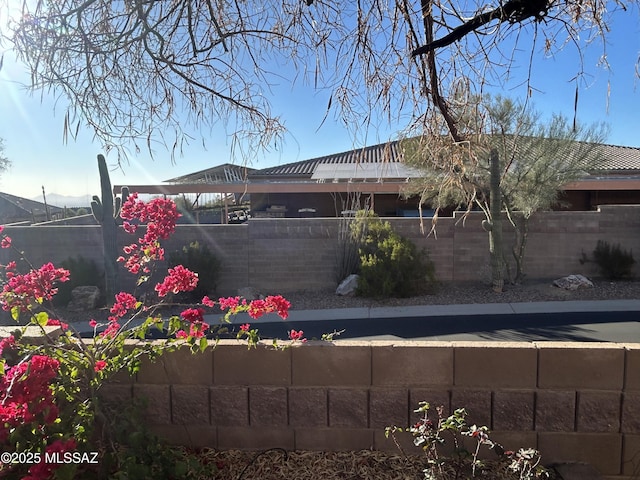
[0,194,293,479]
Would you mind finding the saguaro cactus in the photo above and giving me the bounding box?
[91,154,129,300]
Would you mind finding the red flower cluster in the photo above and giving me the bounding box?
[118,193,181,275]
[288,329,306,342]
[25,438,77,480]
[0,335,15,356]
[176,307,209,339]
[0,263,70,312]
[120,193,180,241]
[94,360,107,372]
[217,295,290,320]
[155,265,199,297]
[44,318,69,331]
[0,355,60,442]
[201,296,215,308]
[218,296,244,313]
[247,295,291,320]
[0,227,11,249]
[180,308,205,323]
[109,292,138,321]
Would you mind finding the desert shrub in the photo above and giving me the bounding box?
[54,256,104,306]
[387,402,549,479]
[592,240,635,280]
[168,241,221,301]
[354,214,436,298]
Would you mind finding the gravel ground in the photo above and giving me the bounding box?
[282,278,640,310]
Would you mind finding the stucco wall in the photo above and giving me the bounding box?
[101,340,640,479]
[0,204,638,295]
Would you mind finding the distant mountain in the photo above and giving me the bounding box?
[31,193,93,208]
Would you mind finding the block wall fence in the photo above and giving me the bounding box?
[101,340,640,479]
[1,204,639,295]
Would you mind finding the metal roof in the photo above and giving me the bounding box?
[250,139,640,180]
[164,163,257,183]
[251,141,403,178]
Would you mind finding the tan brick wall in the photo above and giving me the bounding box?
[3,204,639,295]
[116,340,640,478]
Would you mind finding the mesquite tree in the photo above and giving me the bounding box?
[0,1,635,162]
[403,96,607,289]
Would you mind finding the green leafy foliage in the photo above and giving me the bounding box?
[353,212,436,298]
[168,241,221,301]
[99,400,215,480]
[54,256,104,307]
[592,240,635,280]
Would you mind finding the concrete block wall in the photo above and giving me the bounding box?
[1,205,639,295]
[102,340,640,479]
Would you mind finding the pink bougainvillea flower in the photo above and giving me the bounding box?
[181,307,205,323]
[94,360,107,372]
[175,330,188,339]
[100,321,121,339]
[288,329,306,342]
[45,318,69,331]
[218,296,241,312]
[109,292,139,320]
[1,236,11,249]
[26,438,77,479]
[240,323,250,332]
[118,194,181,276]
[0,335,15,356]
[247,299,267,319]
[201,296,215,308]
[154,265,198,297]
[0,263,70,312]
[265,295,291,320]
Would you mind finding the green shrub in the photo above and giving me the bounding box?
[354,214,436,298]
[54,256,104,307]
[168,241,221,301]
[592,240,635,280]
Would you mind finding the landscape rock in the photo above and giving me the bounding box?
[237,286,263,300]
[67,286,101,311]
[553,274,594,291]
[336,274,359,296]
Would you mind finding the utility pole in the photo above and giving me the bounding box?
[42,185,51,221]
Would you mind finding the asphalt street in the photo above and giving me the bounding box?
[5,299,638,343]
[115,299,640,342]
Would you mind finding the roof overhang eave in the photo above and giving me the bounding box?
[113,181,412,195]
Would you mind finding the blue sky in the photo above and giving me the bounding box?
[0,5,638,201]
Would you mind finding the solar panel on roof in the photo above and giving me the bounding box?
[310,162,422,181]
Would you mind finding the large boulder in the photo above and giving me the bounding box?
[336,274,359,296]
[237,286,263,301]
[67,286,101,311]
[552,274,594,291]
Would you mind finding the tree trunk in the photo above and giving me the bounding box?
[512,214,530,284]
[489,148,504,293]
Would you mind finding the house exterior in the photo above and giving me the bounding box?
[0,192,65,224]
[116,139,640,219]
